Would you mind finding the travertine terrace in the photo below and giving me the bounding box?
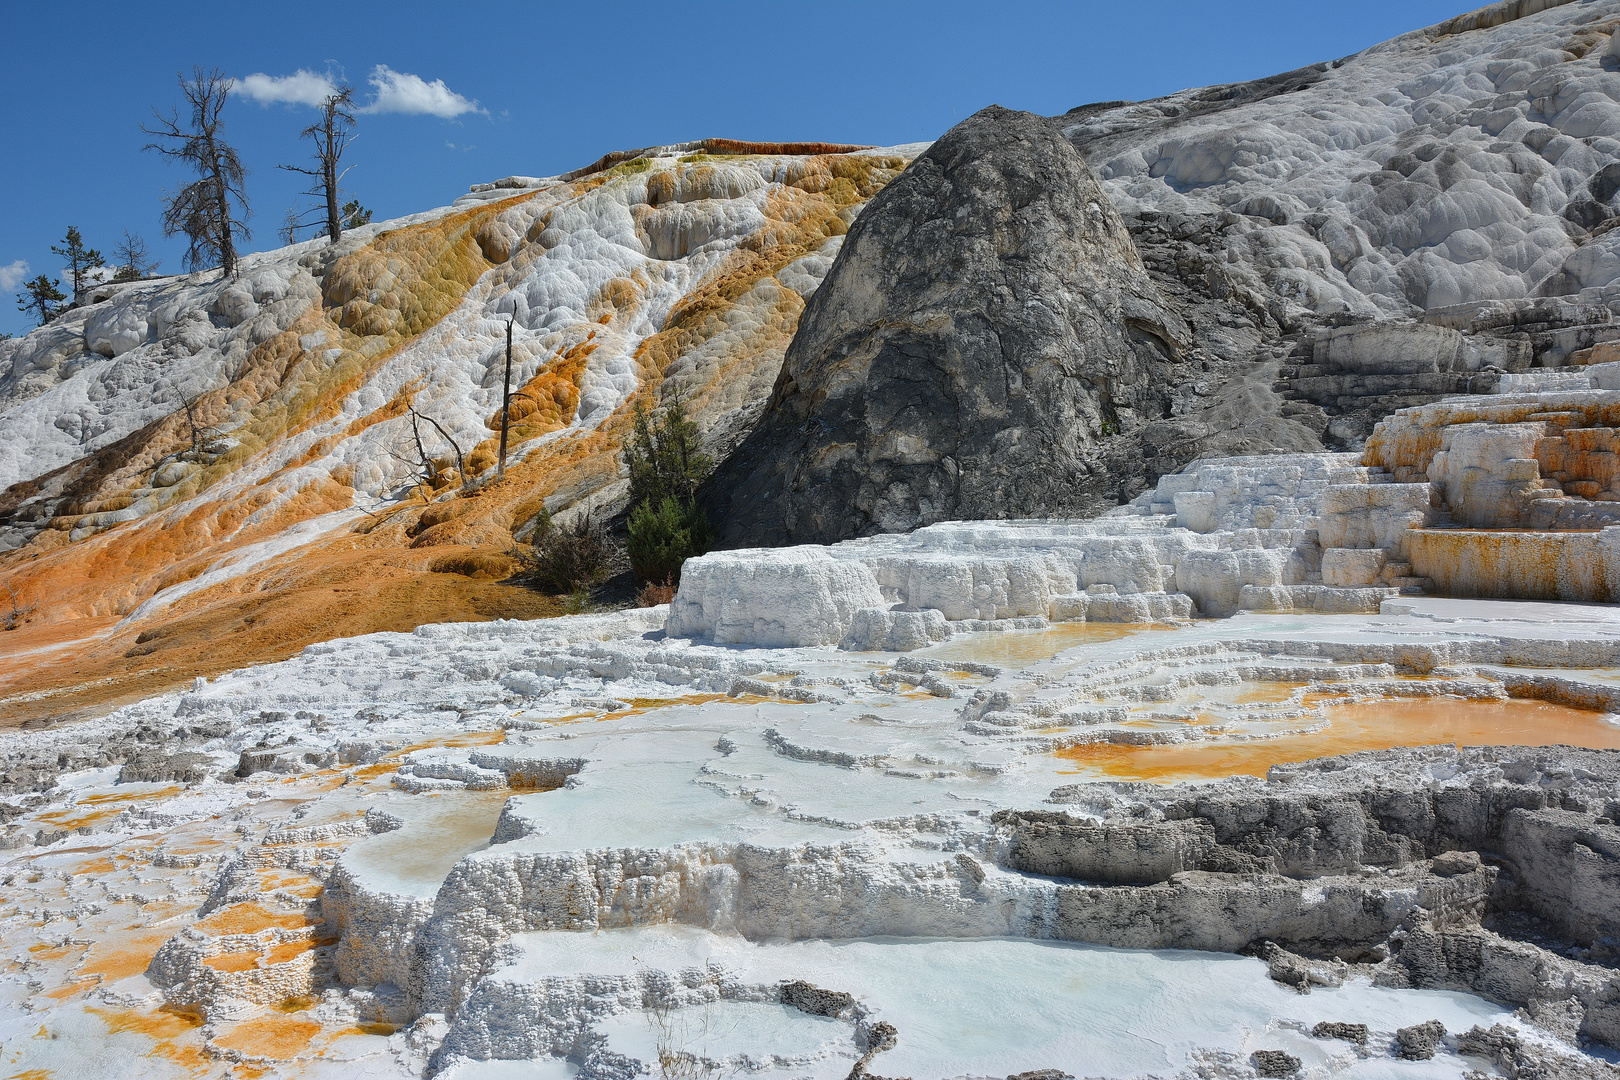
[4,582,1620,1077]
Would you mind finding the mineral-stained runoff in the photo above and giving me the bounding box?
[2,589,1620,1078]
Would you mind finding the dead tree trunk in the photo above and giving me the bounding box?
[498,318,515,477]
[279,87,358,243]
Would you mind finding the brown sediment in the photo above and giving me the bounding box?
[77,926,178,982]
[78,787,181,805]
[211,1015,321,1060]
[0,190,539,629]
[1057,697,1620,781]
[194,903,319,937]
[265,937,332,966]
[82,1006,212,1072]
[34,806,124,830]
[482,332,598,441]
[621,692,731,714]
[41,979,96,1001]
[88,1005,203,1037]
[0,546,563,730]
[202,951,262,973]
[27,943,76,960]
[68,857,116,875]
[1408,528,1616,602]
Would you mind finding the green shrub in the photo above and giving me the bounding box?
[513,511,609,593]
[627,497,711,586]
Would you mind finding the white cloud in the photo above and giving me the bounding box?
[0,260,28,291]
[360,65,482,118]
[236,69,341,107]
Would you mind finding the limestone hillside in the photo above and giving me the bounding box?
[0,140,916,720]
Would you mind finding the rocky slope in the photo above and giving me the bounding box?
[1074,0,1620,444]
[710,106,1214,544]
[0,141,915,721]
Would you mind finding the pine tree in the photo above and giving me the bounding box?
[50,227,104,300]
[340,200,373,229]
[625,395,711,508]
[142,67,251,276]
[622,394,713,584]
[627,497,713,585]
[16,275,67,325]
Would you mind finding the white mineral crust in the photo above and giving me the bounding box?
[3,583,1619,1077]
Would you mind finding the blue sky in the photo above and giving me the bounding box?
[1,0,1469,336]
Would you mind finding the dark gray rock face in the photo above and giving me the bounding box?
[779,979,855,1017]
[707,105,1193,546]
[117,750,213,784]
[1002,817,1220,884]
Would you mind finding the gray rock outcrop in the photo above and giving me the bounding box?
[1311,1022,1368,1045]
[1396,1020,1447,1060]
[708,105,1194,545]
[1064,2,1620,451]
[1250,1049,1301,1077]
[1457,1024,1620,1080]
[779,979,855,1017]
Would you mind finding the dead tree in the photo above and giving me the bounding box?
[1,582,31,631]
[177,392,220,456]
[498,317,515,476]
[142,67,251,277]
[111,231,160,281]
[279,87,358,243]
[277,207,302,246]
[398,407,469,494]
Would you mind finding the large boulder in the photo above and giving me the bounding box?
[707,105,1191,545]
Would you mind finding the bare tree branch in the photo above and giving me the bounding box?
[410,407,469,488]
